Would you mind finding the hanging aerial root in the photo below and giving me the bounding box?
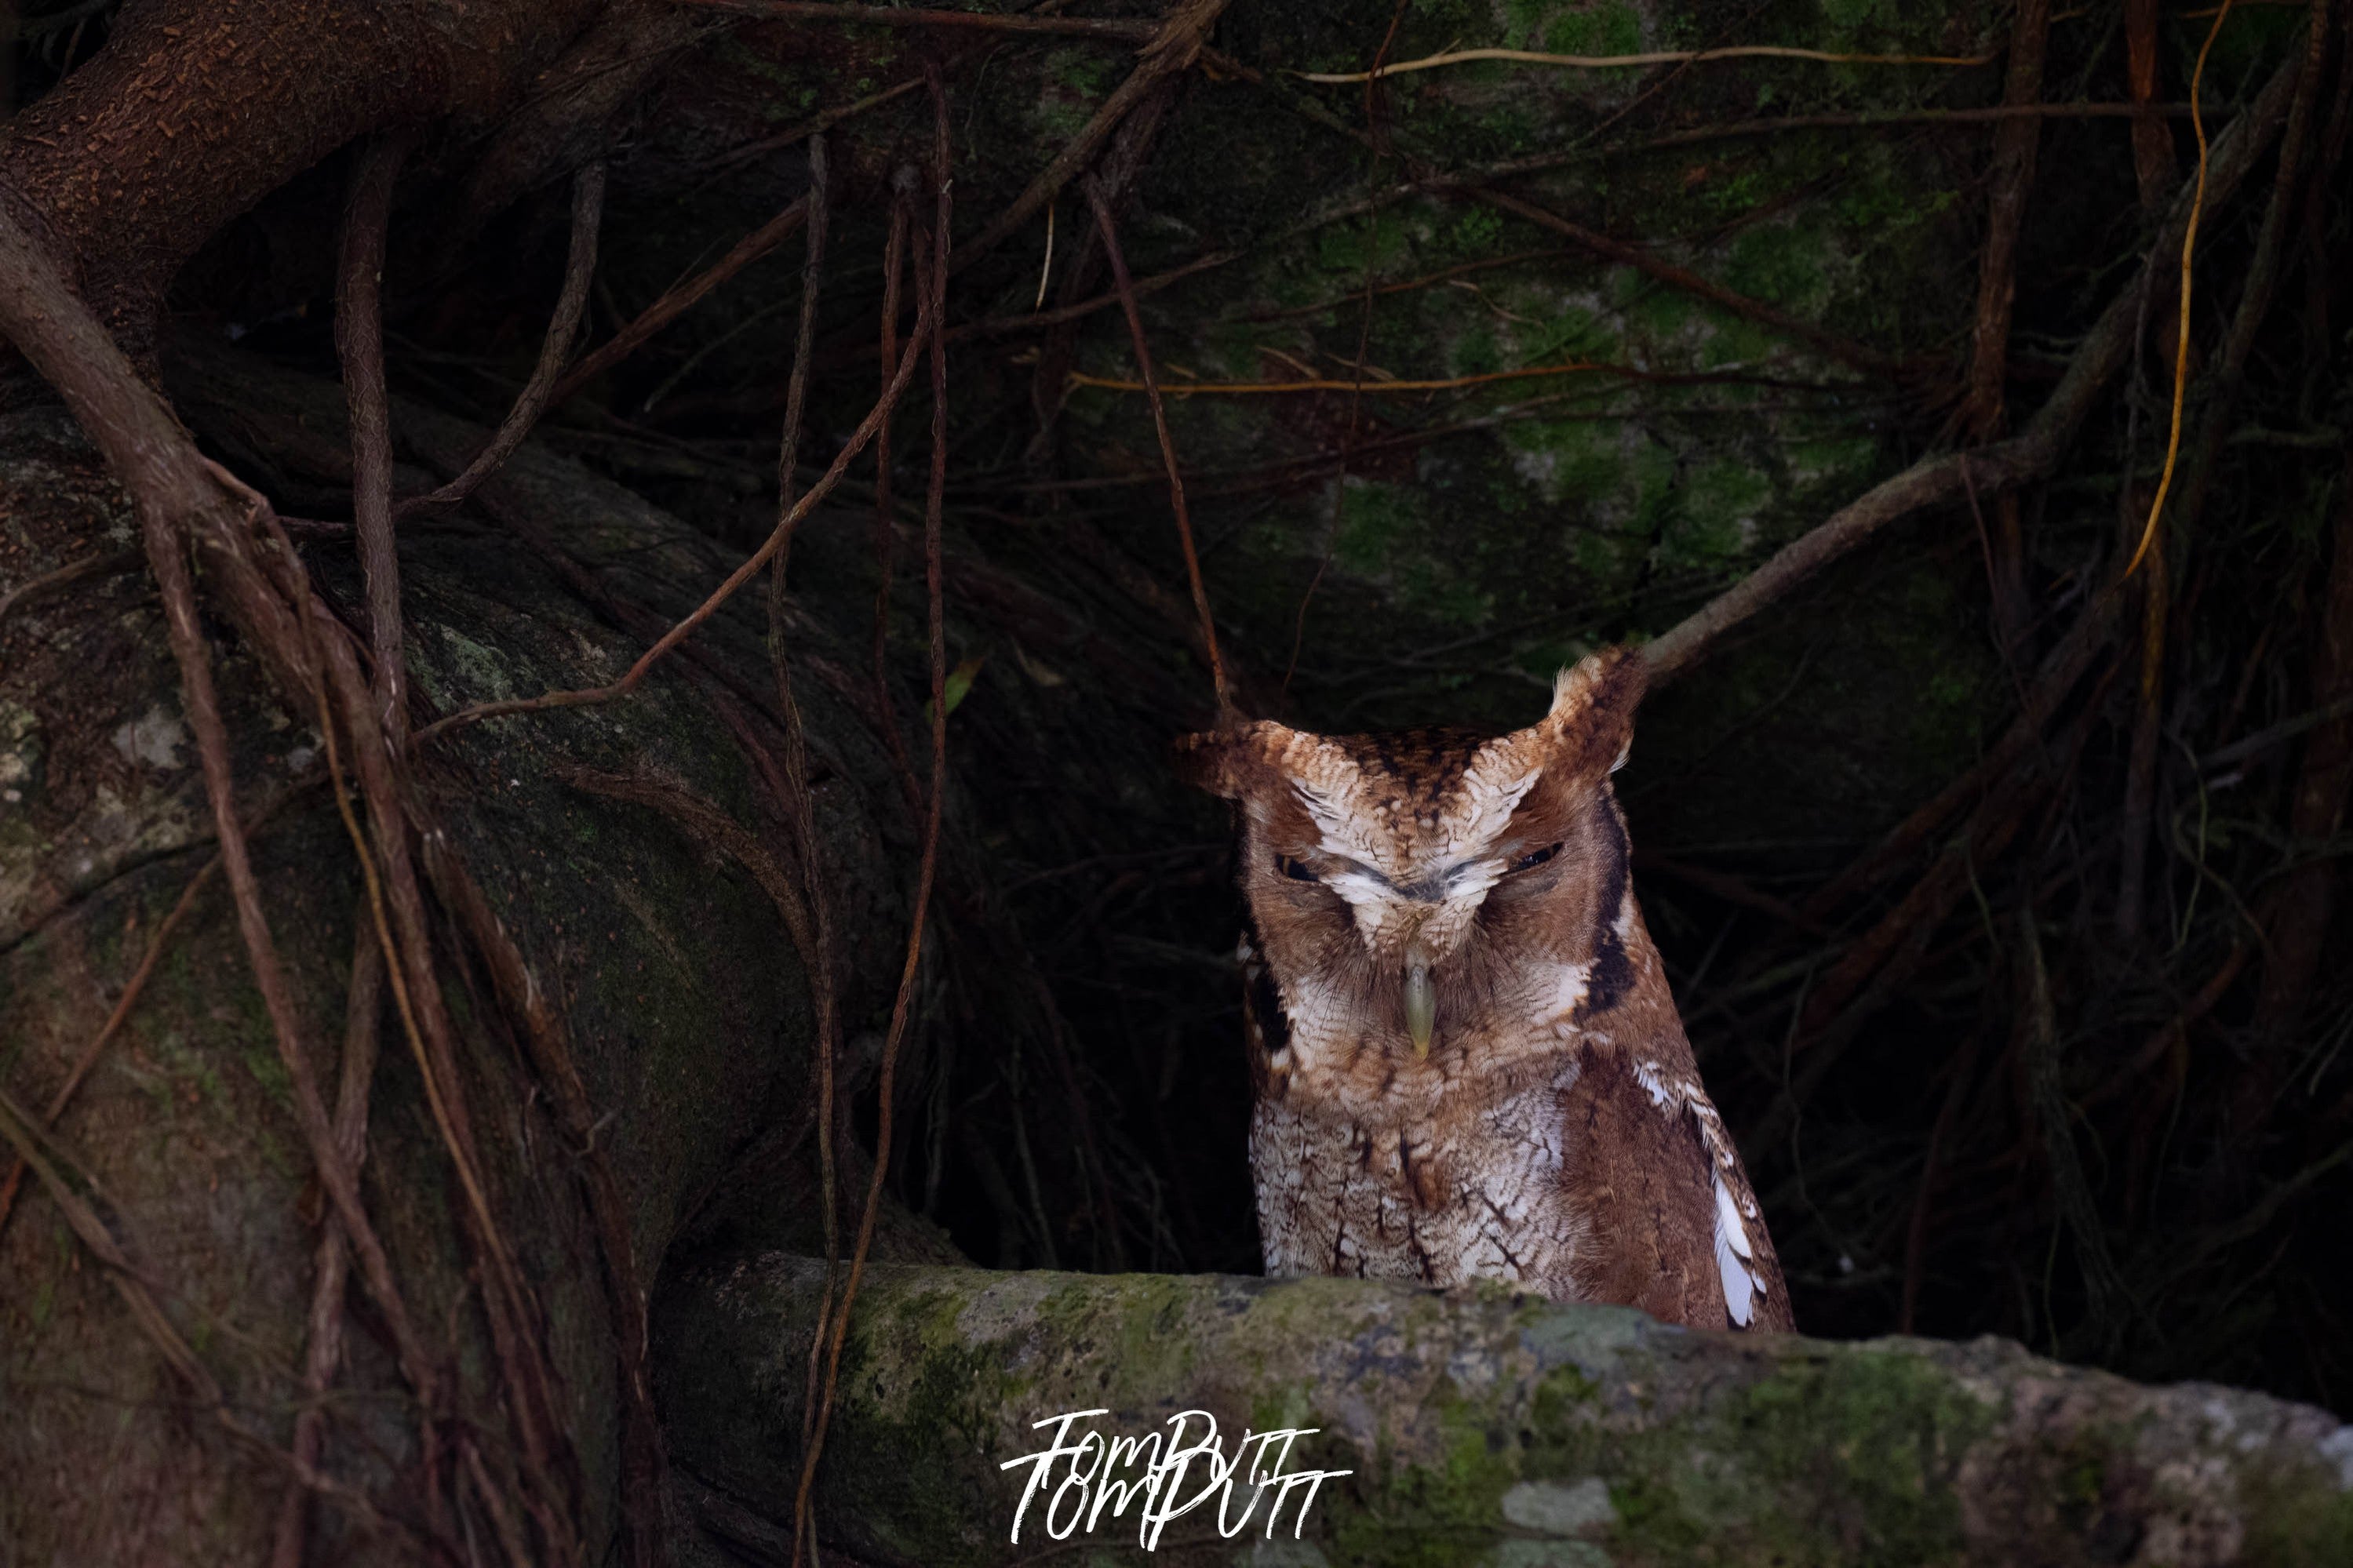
[1081,174,1231,719]
[791,66,955,1568]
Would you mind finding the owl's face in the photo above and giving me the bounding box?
[1179,649,1648,1101]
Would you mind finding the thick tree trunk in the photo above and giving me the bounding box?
[0,0,619,345]
[658,1256,2353,1568]
[0,351,912,1563]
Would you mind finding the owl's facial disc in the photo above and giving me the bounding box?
[1186,648,1652,1073]
[1275,847,1491,1057]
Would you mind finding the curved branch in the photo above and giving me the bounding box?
[0,0,610,343]
[1644,43,2307,686]
[395,161,606,520]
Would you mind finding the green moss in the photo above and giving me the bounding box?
[1512,298,1615,366]
[1317,1406,1521,1568]
[1816,0,1900,35]
[1529,1359,1601,1423]
[1451,320,1504,378]
[1785,434,1883,489]
[1044,44,1117,97]
[1033,45,1117,141]
[239,1039,293,1111]
[1725,224,1829,315]
[1317,212,1413,280]
[1449,206,1506,256]
[432,625,520,704]
[2238,1459,2353,1568]
[1673,460,1775,563]
[1333,481,1420,576]
[1627,283,1695,342]
[1714,1350,1983,1562]
[1505,0,1645,56]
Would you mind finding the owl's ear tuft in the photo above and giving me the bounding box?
[1545,646,1648,777]
[1174,720,1294,800]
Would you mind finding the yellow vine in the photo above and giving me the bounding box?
[1295,43,1994,85]
[2126,0,2235,580]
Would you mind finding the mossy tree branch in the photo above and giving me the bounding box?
[659,1257,2353,1568]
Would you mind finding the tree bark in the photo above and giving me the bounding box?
[0,0,615,347]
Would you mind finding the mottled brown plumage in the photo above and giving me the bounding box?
[1178,648,1792,1331]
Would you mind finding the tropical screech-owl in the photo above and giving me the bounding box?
[1178,647,1791,1331]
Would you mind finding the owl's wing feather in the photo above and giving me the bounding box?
[1687,1076,1789,1331]
[1568,1050,1790,1331]
[1713,1170,1763,1326]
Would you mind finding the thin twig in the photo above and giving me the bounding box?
[837,105,2203,375]
[164,500,449,1419]
[395,163,606,520]
[0,548,143,636]
[548,194,810,407]
[271,918,384,1568]
[927,246,1240,345]
[1623,100,2219,151]
[1082,175,1229,716]
[667,0,1156,41]
[335,131,413,748]
[871,176,924,819]
[307,605,579,1561]
[791,71,954,1568]
[0,1088,217,1400]
[324,201,584,1541]
[770,133,830,600]
[414,279,941,745]
[1472,185,1904,378]
[1643,42,2304,685]
[2169,0,2333,545]
[1802,599,2119,920]
[2083,944,2250,1111]
[0,852,221,1238]
[687,77,925,182]
[2125,0,2181,211]
[1900,1035,1980,1333]
[2124,0,2238,580]
[949,0,1232,271]
[1290,3,1408,699]
[553,766,815,959]
[2116,0,2267,937]
[1955,0,2050,440]
[0,1084,419,1552]
[418,835,668,1568]
[1069,358,1626,398]
[762,133,851,1563]
[1295,42,1998,84]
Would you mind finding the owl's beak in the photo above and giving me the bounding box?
[1403,937,1437,1058]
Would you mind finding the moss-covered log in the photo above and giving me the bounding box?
[657,1257,2353,1567]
